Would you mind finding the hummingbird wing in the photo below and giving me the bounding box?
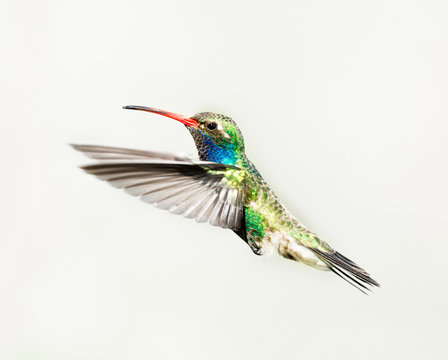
[71,144,191,161]
[72,144,246,231]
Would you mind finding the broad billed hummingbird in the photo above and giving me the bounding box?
[72,105,379,293]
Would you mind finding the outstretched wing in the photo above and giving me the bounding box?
[72,144,246,230]
[70,144,192,161]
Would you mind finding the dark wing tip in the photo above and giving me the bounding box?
[70,143,87,152]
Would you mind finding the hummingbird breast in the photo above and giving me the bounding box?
[240,158,331,269]
[186,127,332,268]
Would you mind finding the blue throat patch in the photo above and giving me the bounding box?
[193,131,238,166]
[202,136,237,165]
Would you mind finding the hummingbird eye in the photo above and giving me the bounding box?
[206,122,217,131]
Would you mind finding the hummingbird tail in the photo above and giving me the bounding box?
[312,249,380,294]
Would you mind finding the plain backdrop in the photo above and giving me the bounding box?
[1,0,447,359]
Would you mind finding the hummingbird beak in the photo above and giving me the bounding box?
[123,105,198,128]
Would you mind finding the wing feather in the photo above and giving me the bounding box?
[72,144,246,230]
[71,144,190,161]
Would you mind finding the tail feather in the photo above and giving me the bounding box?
[313,249,380,293]
[329,267,369,295]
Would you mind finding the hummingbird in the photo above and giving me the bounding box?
[72,105,379,293]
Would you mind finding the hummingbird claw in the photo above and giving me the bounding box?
[249,242,263,256]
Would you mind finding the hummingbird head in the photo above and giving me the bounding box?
[123,106,245,165]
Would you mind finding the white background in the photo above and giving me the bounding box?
[1,0,448,359]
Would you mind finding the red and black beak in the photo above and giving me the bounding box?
[123,105,198,128]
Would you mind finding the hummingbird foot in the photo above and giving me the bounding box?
[248,241,263,256]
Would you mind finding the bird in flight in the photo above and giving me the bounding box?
[72,105,379,293]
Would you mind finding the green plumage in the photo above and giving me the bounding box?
[73,105,379,293]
